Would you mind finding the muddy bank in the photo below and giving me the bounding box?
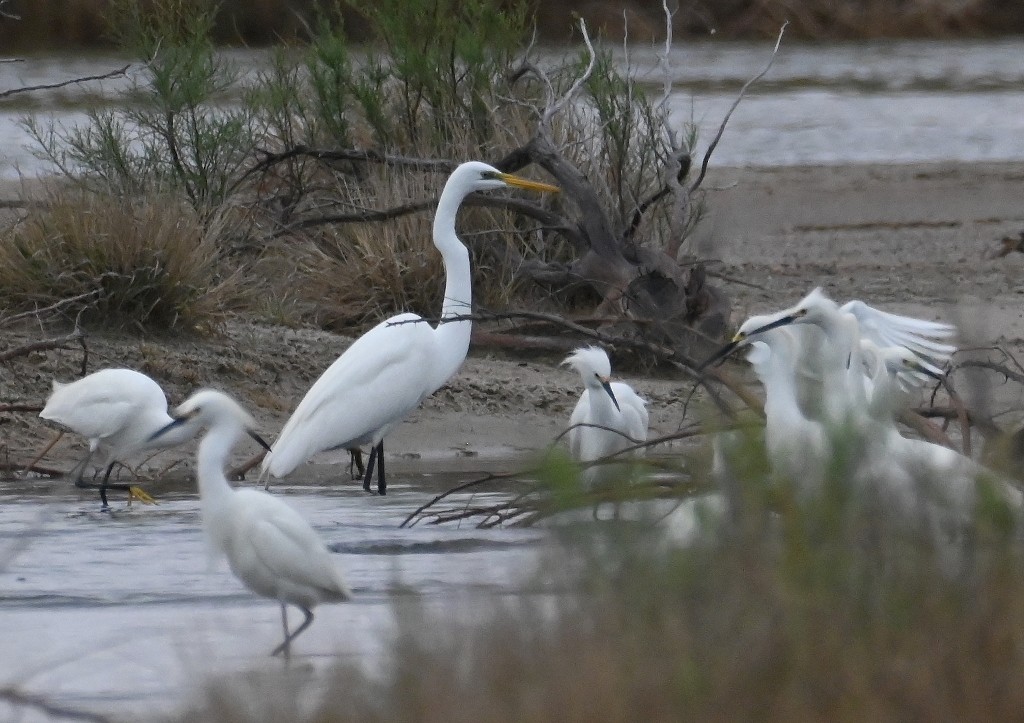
[3,160,1024,485]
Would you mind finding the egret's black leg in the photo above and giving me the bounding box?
[68,452,109,509]
[376,442,386,496]
[362,445,377,493]
[100,461,116,508]
[271,605,314,658]
[348,448,365,480]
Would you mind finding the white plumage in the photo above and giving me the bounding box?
[563,347,648,482]
[39,368,200,508]
[152,389,350,658]
[261,161,559,494]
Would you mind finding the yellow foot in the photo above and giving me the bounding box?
[128,486,158,505]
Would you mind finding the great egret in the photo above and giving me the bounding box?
[262,162,559,495]
[151,389,350,659]
[39,368,202,509]
[562,347,649,482]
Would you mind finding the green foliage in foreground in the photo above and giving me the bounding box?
[174,435,1024,722]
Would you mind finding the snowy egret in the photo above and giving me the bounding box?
[151,389,350,659]
[39,368,203,509]
[701,287,954,424]
[563,347,649,481]
[703,288,955,371]
[744,331,830,486]
[262,161,559,495]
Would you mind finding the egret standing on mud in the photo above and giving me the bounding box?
[261,161,559,495]
[152,389,350,659]
[563,346,649,482]
[39,368,202,509]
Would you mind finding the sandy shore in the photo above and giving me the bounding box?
[3,161,1024,480]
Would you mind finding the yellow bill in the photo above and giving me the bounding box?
[496,172,560,194]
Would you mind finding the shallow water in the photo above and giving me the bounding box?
[1,38,1023,180]
[0,468,549,721]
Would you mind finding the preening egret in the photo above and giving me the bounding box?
[563,347,649,482]
[39,368,202,509]
[151,389,350,659]
[261,161,559,495]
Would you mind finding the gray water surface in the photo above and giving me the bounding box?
[0,471,548,721]
[1,38,1023,179]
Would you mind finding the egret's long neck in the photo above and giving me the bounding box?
[428,185,473,391]
[760,338,805,433]
[196,423,239,507]
[434,190,472,321]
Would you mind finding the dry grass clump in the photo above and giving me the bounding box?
[274,166,568,331]
[0,191,245,332]
[173,442,1024,723]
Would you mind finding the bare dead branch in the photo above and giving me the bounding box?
[0,290,103,328]
[688,22,787,195]
[270,192,569,242]
[0,328,85,363]
[0,687,112,722]
[0,402,43,413]
[234,145,457,195]
[228,450,267,481]
[0,65,130,100]
[955,358,1024,386]
[542,19,597,125]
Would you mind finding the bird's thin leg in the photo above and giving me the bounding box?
[376,442,386,496]
[271,605,314,658]
[69,451,108,508]
[69,452,93,488]
[362,445,378,493]
[273,602,291,661]
[100,462,117,508]
[348,448,365,480]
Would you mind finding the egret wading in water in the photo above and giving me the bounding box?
[39,368,203,509]
[563,347,649,484]
[261,161,559,495]
[151,389,350,659]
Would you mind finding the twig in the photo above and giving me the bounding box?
[688,22,787,195]
[400,471,532,528]
[0,65,130,100]
[0,687,112,723]
[228,451,267,481]
[0,290,103,328]
[0,402,43,413]
[0,328,85,363]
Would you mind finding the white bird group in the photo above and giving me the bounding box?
[705,286,1021,531]
[34,161,563,657]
